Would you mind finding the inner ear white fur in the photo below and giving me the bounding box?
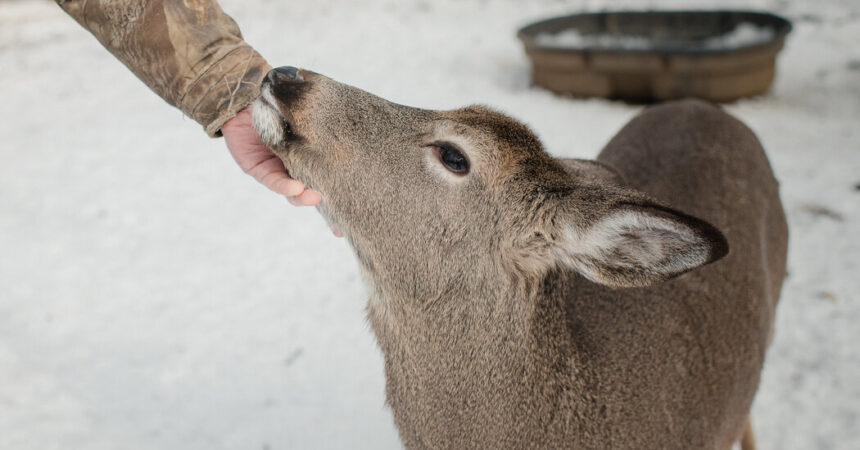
[556,209,710,287]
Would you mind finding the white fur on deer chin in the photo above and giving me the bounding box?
[252,95,284,147]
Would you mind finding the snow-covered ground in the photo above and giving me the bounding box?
[1,0,857,448]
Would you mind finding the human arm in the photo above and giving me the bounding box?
[55,0,321,203]
[56,0,266,136]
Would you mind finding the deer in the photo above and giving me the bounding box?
[252,66,788,450]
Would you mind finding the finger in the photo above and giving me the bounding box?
[286,195,301,206]
[294,189,322,206]
[238,153,305,196]
[261,171,305,197]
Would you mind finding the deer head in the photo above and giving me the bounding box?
[252,66,728,305]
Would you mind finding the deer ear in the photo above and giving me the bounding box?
[557,203,728,288]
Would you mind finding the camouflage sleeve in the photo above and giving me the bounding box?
[56,0,271,136]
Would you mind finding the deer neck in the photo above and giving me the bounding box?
[365,269,585,435]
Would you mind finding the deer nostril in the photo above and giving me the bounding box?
[267,66,304,85]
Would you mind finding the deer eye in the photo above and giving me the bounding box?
[432,143,469,175]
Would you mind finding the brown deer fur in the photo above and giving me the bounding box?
[252,67,787,450]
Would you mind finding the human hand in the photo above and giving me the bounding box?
[222,103,321,206]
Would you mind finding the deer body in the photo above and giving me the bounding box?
[253,67,787,449]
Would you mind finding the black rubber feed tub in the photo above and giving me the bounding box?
[518,11,792,102]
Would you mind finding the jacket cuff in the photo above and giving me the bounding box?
[178,46,271,137]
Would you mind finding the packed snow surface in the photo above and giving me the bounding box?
[1,0,858,449]
[535,22,775,50]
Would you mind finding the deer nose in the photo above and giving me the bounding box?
[267,66,304,85]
